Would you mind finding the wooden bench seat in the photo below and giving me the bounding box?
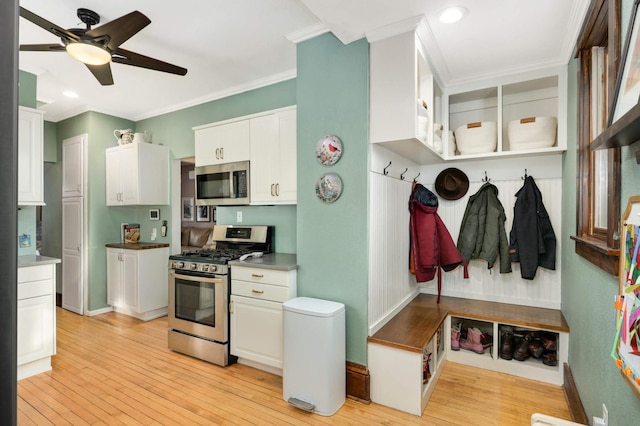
[368,294,569,353]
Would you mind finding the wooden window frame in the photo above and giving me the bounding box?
[572,0,622,276]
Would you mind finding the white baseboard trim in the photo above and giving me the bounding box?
[85,306,113,316]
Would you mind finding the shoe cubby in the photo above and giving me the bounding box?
[449,316,494,361]
[446,316,568,385]
[369,318,446,416]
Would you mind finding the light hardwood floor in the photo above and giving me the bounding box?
[17,308,574,425]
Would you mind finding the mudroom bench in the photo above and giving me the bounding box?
[367,294,570,416]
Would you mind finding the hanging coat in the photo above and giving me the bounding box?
[409,183,468,302]
[509,176,556,280]
[457,182,512,273]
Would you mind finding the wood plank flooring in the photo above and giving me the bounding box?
[17,308,575,425]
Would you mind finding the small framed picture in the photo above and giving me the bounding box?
[197,205,210,222]
[149,208,160,221]
[182,197,194,221]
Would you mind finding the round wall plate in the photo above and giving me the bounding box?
[316,135,343,165]
[315,173,343,203]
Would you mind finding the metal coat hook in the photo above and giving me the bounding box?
[482,171,490,182]
[522,169,529,180]
[400,168,408,180]
[413,172,421,182]
[383,161,392,175]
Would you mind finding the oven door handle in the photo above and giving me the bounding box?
[170,270,224,284]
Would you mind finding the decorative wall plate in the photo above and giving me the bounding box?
[316,135,343,166]
[315,173,343,203]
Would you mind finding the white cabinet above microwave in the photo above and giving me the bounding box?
[194,120,250,167]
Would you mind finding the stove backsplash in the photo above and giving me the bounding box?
[214,205,297,254]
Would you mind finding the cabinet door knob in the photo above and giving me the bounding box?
[251,289,265,294]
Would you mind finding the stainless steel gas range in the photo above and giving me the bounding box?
[167,225,272,366]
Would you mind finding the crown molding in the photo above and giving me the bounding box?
[285,22,331,44]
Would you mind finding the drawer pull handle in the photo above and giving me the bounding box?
[251,274,264,278]
[252,289,265,294]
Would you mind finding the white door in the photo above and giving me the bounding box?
[62,135,86,197]
[62,197,84,314]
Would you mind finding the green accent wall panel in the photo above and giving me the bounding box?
[296,33,369,364]
[18,70,36,108]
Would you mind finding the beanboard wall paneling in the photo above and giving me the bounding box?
[368,154,562,334]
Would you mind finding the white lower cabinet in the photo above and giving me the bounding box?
[369,324,445,416]
[230,263,297,374]
[17,263,57,380]
[106,246,170,320]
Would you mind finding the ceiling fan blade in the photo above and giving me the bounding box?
[113,48,187,76]
[20,43,66,52]
[86,11,151,51]
[19,7,79,41]
[85,63,114,86]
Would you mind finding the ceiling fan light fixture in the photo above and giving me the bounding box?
[65,41,111,65]
[438,6,467,24]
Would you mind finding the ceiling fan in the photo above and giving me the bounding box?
[19,7,188,86]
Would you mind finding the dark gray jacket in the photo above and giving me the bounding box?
[457,183,512,273]
[509,176,556,279]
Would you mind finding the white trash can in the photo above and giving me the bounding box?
[283,297,345,416]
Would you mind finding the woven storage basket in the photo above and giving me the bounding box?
[508,116,557,150]
[454,121,497,155]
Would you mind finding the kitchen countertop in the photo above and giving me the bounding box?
[229,253,298,271]
[105,242,170,250]
[18,255,62,268]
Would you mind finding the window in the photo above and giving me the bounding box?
[572,0,622,276]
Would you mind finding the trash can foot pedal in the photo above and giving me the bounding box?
[288,397,315,412]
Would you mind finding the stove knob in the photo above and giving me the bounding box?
[178,262,185,269]
[202,264,209,272]
[190,263,198,270]
[210,265,217,272]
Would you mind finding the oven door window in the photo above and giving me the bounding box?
[174,276,216,327]
[196,172,230,200]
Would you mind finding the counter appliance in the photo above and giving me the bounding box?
[167,225,272,366]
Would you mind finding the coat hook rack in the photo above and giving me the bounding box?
[522,169,528,180]
[413,172,421,182]
[400,168,408,180]
[383,161,391,175]
[482,171,490,183]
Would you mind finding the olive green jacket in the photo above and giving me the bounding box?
[456,183,512,273]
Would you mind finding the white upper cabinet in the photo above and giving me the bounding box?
[370,20,443,164]
[62,135,86,198]
[445,68,566,160]
[250,107,297,205]
[194,119,250,167]
[105,143,170,206]
[369,18,566,165]
[18,107,44,205]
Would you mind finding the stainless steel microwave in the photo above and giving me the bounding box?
[195,161,250,206]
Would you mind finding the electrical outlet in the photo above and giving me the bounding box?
[237,211,243,222]
[602,403,608,426]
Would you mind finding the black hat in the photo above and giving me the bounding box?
[434,168,469,200]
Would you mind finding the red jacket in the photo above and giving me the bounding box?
[410,185,468,302]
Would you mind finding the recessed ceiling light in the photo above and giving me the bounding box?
[63,90,79,98]
[439,6,467,24]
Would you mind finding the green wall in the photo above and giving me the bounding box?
[49,81,299,312]
[18,70,36,109]
[562,2,640,421]
[296,34,370,364]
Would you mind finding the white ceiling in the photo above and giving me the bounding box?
[18,0,591,123]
